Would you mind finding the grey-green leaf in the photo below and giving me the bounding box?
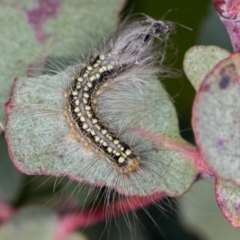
[0,0,124,129]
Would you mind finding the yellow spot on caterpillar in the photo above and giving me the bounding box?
[85,106,91,111]
[95,73,100,79]
[101,129,107,135]
[86,111,92,118]
[82,123,88,130]
[125,149,131,156]
[72,91,78,96]
[87,66,93,71]
[100,55,105,60]
[83,93,89,98]
[90,76,96,81]
[107,134,113,140]
[107,64,113,70]
[95,136,100,142]
[107,147,112,153]
[74,107,80,113]
[95,124,101,130]
[118,156,125,163]
[92,119,98,124]
[75,100,80,105]
[80,116,85,122]
[114,140,119,145]
[77,77,83,82]
[87,82,92,88]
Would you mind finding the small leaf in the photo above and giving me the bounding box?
[215,178,240,228]
[193,53,240,184]
[0,206,58,240]
[183,45,230,91]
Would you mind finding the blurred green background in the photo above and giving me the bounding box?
[1,0,237,240]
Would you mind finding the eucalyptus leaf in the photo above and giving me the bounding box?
[6,71,196,197]
[193,53,240,184]
[184,45,230,91]
[216,178,240,228]
[0,0,123,128]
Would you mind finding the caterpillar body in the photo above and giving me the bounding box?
[65,19,173,174]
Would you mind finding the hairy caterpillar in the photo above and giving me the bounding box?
[4,13,196,239]
[65,19,173,174]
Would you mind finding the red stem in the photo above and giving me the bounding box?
[54,192,165,240]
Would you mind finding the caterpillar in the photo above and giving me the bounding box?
[65,19,174,175]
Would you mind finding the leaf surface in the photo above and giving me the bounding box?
[0,0,124,129]
[193,53,240,184]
